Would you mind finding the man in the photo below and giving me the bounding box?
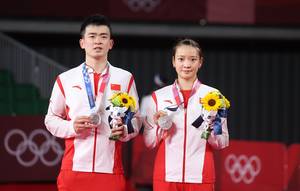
[45,14,141,191]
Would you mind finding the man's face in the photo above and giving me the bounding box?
[80,25,113,59]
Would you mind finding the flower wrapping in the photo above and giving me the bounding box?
[106,92,136,140]
[199,91,230,140]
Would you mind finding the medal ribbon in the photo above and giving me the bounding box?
[158,79,201,139]
[82,63,110,112]
[172,79,201,106]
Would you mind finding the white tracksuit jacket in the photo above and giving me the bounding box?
[45,63,141,174]
[143,80,229,183]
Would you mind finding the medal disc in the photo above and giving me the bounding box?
[90,113,100,125]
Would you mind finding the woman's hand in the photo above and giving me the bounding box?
[154,111,172,130]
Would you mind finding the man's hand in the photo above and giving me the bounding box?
[110,125,125,137]
[110,117,125,140]
[73,116,98,134]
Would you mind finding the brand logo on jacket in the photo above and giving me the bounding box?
[72,85,82,90]
[225,154,261,184]
[163,100,173,104]
[123,0,160,12]
[4,129,63,167]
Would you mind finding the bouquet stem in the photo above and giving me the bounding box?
[201,128,212,140]
[109,135,120,141]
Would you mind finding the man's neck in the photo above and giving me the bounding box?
[86,57,107,73]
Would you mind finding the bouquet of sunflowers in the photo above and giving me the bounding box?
[200,91,230,140]
[106,92,137,140]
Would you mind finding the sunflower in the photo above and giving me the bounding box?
[128,96,136,111]
[201,91,222,111]
[116,93,129,108]
[109,92,137,111]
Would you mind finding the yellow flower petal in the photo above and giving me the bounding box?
[109,92,136,111]
[201,91,222,111]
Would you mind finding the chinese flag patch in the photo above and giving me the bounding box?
[111,84,121,91]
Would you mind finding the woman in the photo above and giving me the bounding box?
[143,38,229,191]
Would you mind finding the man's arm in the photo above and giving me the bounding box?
[44,77,77,138]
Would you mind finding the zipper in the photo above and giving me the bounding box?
[182,107,187,182]
[92,72,100,172]
[92,128,98,172]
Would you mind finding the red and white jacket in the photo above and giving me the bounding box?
[143,80,229,183]
[45,63,141,174]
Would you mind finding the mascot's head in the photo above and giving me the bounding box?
[106,105,128,118]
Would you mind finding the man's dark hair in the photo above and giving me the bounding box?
[80,14,112,38]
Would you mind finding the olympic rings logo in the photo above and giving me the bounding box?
[225,154,261,184]
[123,0,160,12]
[4,129,64,167]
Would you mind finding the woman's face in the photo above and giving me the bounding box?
[172,45,203,81]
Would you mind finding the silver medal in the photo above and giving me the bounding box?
[90,113,100,125]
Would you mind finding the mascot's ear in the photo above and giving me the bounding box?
[106,105,111,110]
